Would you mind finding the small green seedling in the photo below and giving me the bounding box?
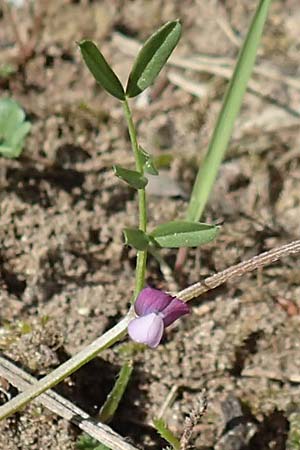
[0,98,31,158]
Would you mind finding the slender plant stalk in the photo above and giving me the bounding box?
[0,313,133,421]
[177,239,300,301]
[123,97,148,298]
[0,356,138,450]
[0,99,148,421]
[0,239,300,421]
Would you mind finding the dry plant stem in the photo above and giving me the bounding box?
[177,239,300,301]
[0,313,133,421]
[180,390,208,450]
[1,239,300,421]
[0,356,138,450]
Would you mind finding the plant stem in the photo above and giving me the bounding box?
[123,97,147,298]
[0,312,134,421]
[0,98,149,421]
[1,239,300,420]
[177,239,300,301]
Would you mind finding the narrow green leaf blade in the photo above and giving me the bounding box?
[98,361,133,424]
[123,228,150,251]
[150,221,218,248]
[113,165,148,189]
[126,20,181,97]
[78,40,125,100]
[186,0,272,222]
[153,418,180,450]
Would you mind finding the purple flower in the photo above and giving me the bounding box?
[128,287,190,348]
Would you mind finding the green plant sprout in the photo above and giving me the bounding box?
[79,19,218,299]
[0,98,31,158]
[0,3,289,447]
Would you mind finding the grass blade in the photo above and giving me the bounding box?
[186,0,273,222]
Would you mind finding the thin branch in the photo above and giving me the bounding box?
[177,239,300,301]
[0,313,133,421]
[1,240,300,422]
[0,356,138,450]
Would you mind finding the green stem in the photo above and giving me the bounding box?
[123,97,148,298]
[0,312,134,420]
[0,99,149,421]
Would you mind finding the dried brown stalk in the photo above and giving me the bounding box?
[0,356,138,450]
[1,239,300,425]
[177,239,300,301]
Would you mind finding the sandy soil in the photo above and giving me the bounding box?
[1,1,300,448]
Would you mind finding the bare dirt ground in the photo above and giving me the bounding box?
[1,0,300,449]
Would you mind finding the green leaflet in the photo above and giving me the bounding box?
[150,221,219,248]
[126,20,181,97]
[79,40,125,100]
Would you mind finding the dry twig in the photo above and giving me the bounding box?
[177,239,300,301]
[1,239,300,426]
[0,356,138,450]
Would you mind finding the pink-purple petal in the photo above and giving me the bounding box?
[134,287,173,316]
[128,313,164,348]
[161,297,190,327]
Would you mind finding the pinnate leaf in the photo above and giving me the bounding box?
[98,361,133,424]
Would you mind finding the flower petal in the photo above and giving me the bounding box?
[128,312,164,348]
[134,287,173,316]
[161,297,190,327]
